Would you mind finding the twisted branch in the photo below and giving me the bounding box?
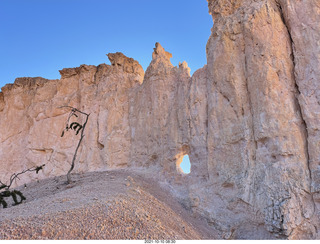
[59,106,90,184]
[0,164,45,208]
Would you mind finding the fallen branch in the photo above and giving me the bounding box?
[0,164,45,208]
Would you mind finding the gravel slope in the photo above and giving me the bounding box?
[0,170,218,240]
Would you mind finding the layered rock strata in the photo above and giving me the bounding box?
[0,0,319,239]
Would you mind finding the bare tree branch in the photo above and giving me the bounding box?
[0,164,45,208]
[60,106,90,184]
[5,164,45,190]
[59,106,90,116]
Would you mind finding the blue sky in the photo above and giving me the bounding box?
[180,155,191,174]
[0,0,212,89]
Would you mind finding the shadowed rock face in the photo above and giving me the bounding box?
[0,0,319,239]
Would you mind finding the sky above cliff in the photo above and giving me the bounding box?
[0,0,212,90]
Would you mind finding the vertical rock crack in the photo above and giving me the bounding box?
[276,2,312,187]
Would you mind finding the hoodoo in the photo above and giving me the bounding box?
[0,0,319,239]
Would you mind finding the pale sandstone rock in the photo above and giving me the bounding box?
[0,0,319,240]
[0,92,4,112]
[129,42,191,180]
[0,53,144,185]
[276,0,320,192]
[204,0,319,239]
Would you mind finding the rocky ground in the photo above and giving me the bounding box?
[0,169,218,240]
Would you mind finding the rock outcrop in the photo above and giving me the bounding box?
[0,57,144,184]
[203,0,320,239]
[0,0,319,240]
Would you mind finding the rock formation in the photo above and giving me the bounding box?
[0,0,319,240]
[203,0,320,239]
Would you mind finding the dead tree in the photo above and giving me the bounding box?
[60,106,89,184]
[0,164,45,208]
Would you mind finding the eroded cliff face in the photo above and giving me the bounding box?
[130,43,191,177]
[203,0,320,239]
[0,0,319,240]
[0,55,144,184]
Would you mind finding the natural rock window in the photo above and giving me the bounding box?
[177,154,191,174]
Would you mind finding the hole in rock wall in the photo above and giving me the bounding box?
[177,154,191,174]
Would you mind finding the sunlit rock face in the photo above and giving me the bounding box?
[203,0,320,239]
[130,43,191,177]
[0,55,144,185]
[1,0,320,240]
